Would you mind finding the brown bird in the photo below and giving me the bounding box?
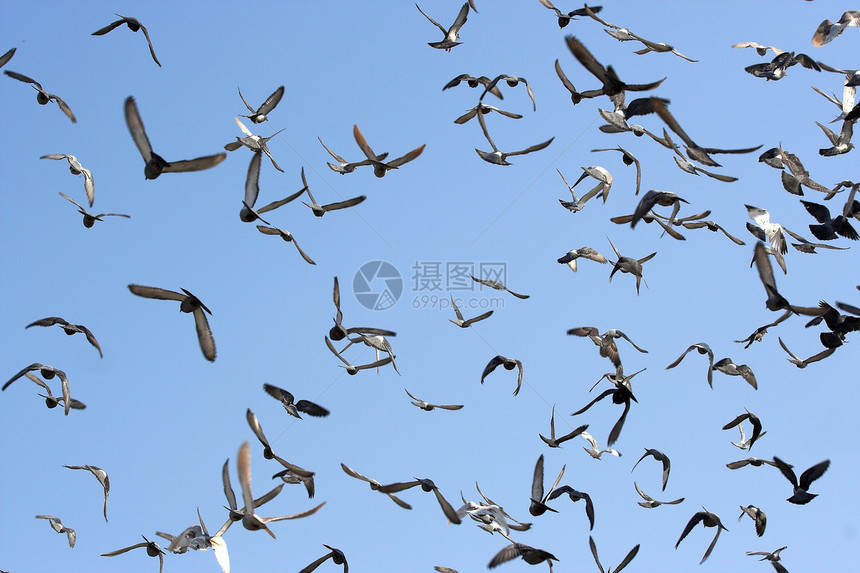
[92,14,160,66]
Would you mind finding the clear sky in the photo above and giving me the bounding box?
[1,1,857,572]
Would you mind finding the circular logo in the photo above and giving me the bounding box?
[353,261,403,310]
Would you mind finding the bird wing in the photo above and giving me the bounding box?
[162,153,227,174]
[415,3,448,34]
[616,544,641,573]
[244,151,262,208]
[798,459,830,489]
[138,24,161,67]
[124,96,154,161]
[192,307,217,362]
[352,124,379,161]
[258,85,285,115]
[221,459,237,510]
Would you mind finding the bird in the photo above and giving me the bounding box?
[746,205,789,255]
[738,505,767,537]
[225,116,285,172]
[271,454,316,499]
[783,226,850,254]
[556,169,605,213]
[63,464,110,522]
[529,454,565,516]
[479,74,537,110]
[404,388,463,411]
[540,405,588,448]
[811,10,860,46]
[340,463,413,509]
[240,155,307,223]
[606,237,657,295]
[751,241,827,316]
[563,36,665,99]
[712,357,758,389]
[580,431,622,459]
[58,192,129,229]
[573,165,614,204]
[744,51,822,81]
[681,218,746,245]
[726,457,779,470]
[324,336,394,375]
[474,107,553,165]
[453,103,522,125]
[584,7,697,62]
[800,200,858,241]
[26,316,103,358]
[35,515,76,548]
[571,374,638,446]
[774,148,832,195]
[816,120,854,156]
[299,545,348,573]
[557,247,608,272]
[237,85,284,123]
[665,343,714,387]
[217,455,285,535]
[547,485,595,530]
[124,96,226,179]
[481,355,524,396]
[539,1,600,28]
[723,409,764,450]
[300,167,365,217]
[631,190,688,230]
[448,295,493,327]
[245,407,278,460]
[194,509,231,573]
[127,285,216,362]
[554,59,605,105]
[631,448,671,491]
[567,326,648,370]
[729,421,767,451]
[352,124,425,177]
[772,457,830,504]
[0,47,16,68]
[633,482,684,508]
[3,70,76,122]
[592,146,642,194]
[255,224,316,265]
[488,543,558,571]
[734,310,792,349]
[415,2,470,51]
[732,41,785,56]
[661,130,738,182]
[25,372,86,412]
[471,274,529,299]
[91,14,160,66]
[777,336,835,368]
[40,154,94,207]
[262,383,330,419]
[747,546,788,562]
[318,136,390,175]
[588,535,640,573]
[442,73,503,99]
[376,477,462,524]
[100,536,165,573]
[4,364,72,416]
[675,509,728,564]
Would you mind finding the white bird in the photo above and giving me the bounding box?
[746,205,788,255]
[40,154,94,207]
[580,431,622,459]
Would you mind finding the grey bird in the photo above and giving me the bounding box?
[481,355,524,396]
[271,454,316,499]
[712,357,757,389]
[529,454,565,516]
[666,343,714,387]
[585,6,697,62]
[539,1,601,28]
[471,274,529,299]
[26,372,86,412]
[729,419,767,450]
[732,42,785,56]
[592,146,642,194]
[547,485,595,530]
[726,457,778,470]
[722,409,764,450]
[299,545,348,573]
[100,536,165,573]
[340,463,413,510]
[739,505,767,537]
[325,336,394,375]
[27,316,103,358]
[816,120,854,156]
[479,74,537,110]
[567,326,648,370]
[588,535,639,573]
[240,153,307,222]
[64,464,110,522]
[556,169,605,213]
[751,241,827,316]
[225,117,285,172]
[631,190,688,230]
[0,47,16,68]
[681,219,746,245]
[4,70,76,122]
[353,124,425,177]
[734,311,792,348]
[404,387,463,411]
[4,364,72,416]
[777,336,835,368]
[416,2,470,51]
[631,448,671,491]
[581,431,622,459]
[376,477,462,524]
[300,167,365,217]
[35,515,76,548]
[443,73,503,99]
[772,457,830,505]
[606,237,657,295]
[747,546,788,562]
[246,407,277,460]
[127,285,216,362]
[449,295,493,327]
[92,14,160,66]
[255,224,316,265]
[40,155,94,207]
[59,192,129,229]
[124,96,226,179]
[783,226,850,254]
[217,455,285,535]
[558,246,608,272]
[475,108,552,165]
[633,482,684,508]
[488,543,558,571]
[675,509,728,564]
[263,383,329,419]
[540,405,588,448]
[453,103,522,125]
[237,85,284,123]
[318,136,390,175]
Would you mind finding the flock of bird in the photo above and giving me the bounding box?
[1,2,858,573]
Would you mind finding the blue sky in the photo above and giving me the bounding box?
[1,1,858,572]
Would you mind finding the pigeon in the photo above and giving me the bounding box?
[318,136,389,175]
[558,247,608,272]
[58,192,129,229]
[255,224,316,265]
[300,167,365,217]
[237,85,284,123]
[225,117,285,172]
[777,337,835,368]
[100,536,165,573]
[471,274,529,299]
[4,70,76,122]
[726,457,779,470]
[325,336,394,375]
[772,457,830,504]
[811,10,860,46]
[0,47,16,68]
[547,485,595,530]
[474,107,552,165]
[262,383,329,419]
[592,146,642,194]
[40,154,94,206]
[675,509,728,564]
[404,388,464,411]
[92,14,160,66]
[340,463,413,510]
[63,465,110,522]
[631,448,671,491]
[26,316,103,358]
[580,431,622,459]
[25,372,86,412]
[563,36,665,99]
[665,343,714,387]
[298,545,348,573]
[633,482,684,508]
[353,124,425,177]
[539,0,601,28]
[416,2,470,51]
[443,73,503,99]
[606,237,657,295]
[540,405,588,448]
[712,357,757,389]
[481,355,524,396]
[588,535,640,573]
[448,295,493,327]
[376,477,462,524]
[4,364,72,416]
[738,505,767,537]
[529,454,565,516]
[488,543,558,571]
[722,409,764,450]
[35,515,76,548]
[556,169,605,213]
[571,373,638,446]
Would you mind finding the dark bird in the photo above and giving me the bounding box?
[564,36,665,99]
[481,355,524,396]
[340,463,412,510]
[474,107,553,165]
[449,295,493,327]
[745,51,821,81]
[0,47,16,68]
[479,74,536,110]
[404,388,463,411]
[800,200,858,241]
[738,505,767,537]
[734,310,791,348]
[675,509,728,564]
[416,2,470,51]
[4,70,76,122]
[443,73,503,99]
[246,408,277,460]
[631,448,671,491]
[554,59,604,105]
[471,274,529,299]
[4,364,71,416]
[26,316,103,358]
[40,154,94,207]
[712,357,757,389]
[529,454,565,516]
[237,85,284,123]
[606,237,656,295]
[35,515,76,548]
[299,545,348,573]
[300,167,365,217]
[59,192,129,229]
[631,190,688,230]
[665,343,714,387]
[127,285,216,362]
[263,383,330,419]
[726,457,778,470]
[633,482,684,508]
[353,124,425,177]
[92,14,160,66]
[540,405,588,448]
[64,464,110,522]
[558,246,608,272]
[100,536,165,573]
[773,457,830,504]
[124,96,226,179]
[588,535,639,573]
[488,543,558,571]
[25,372,86,412]
[723,409,764,450]
[539,1,601,28]
[547,485,595,530]
[377,477,462,524]
[571,374,638,446]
